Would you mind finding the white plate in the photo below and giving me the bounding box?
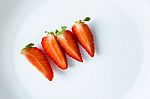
[0,0,150,99]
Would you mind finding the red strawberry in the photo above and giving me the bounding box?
[21,43,54,81]
[72,17,95,57]
[41,32,68,70]
[56,26,83,62]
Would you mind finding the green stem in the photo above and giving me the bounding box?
[75,17,91,24]
[55,26,67,35]
[21,43,34,54]
[45,31,54,35]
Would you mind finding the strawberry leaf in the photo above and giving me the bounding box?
[60,26,67,33]
[25,43,34,48]
[45,31,54,35]
[55,30,59,34]
[56,26,67,35]
[83,17,91,21]
[61,26,67,30]
[21,43,34,54]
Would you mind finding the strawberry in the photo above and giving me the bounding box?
[41,32,68,70]
[72,17,95,57]
[21,43,54,81]
[56,26,83,62]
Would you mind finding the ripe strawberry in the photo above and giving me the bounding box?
[41,32,68,70]
[21,43,54,81]
[56,26,83,62]
[72,17,95,57]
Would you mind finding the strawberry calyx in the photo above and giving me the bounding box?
[55,26,67,35]
[21,43,34,54]
[45,31,54,35]
[75,17,91,24]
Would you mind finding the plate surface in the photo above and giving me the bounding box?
[0,0,150,99]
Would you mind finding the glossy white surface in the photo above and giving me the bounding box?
[0,0,150,99]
